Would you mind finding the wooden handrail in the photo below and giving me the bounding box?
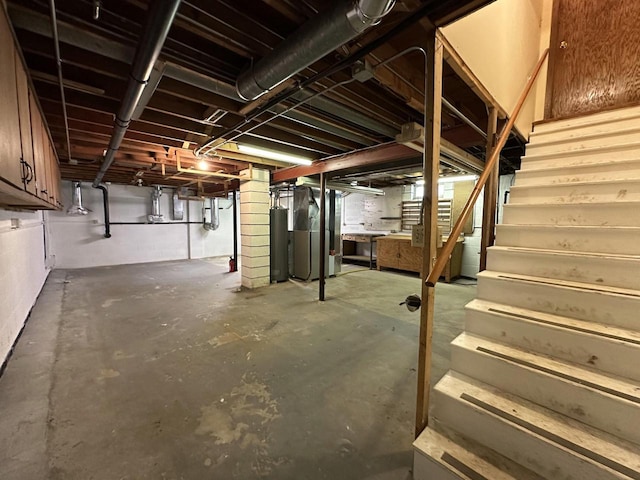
[425,48,549,287]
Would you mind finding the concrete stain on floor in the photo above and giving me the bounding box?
[0,258,475,480]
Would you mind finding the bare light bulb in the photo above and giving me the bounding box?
[198,160,208,170]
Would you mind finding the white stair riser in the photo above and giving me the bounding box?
[486,248,640,290]
[532,106,640,134]
[521,146,640,171]
[495,225,640,255]
[502,203,640,227]
[514,160,640,187]
[530,116,640,144]
[527,129,640,156]
[413,451,466,480]
[477,274,640,329]
[509,182,640,204]
[465,307,640,381]
[432,388,625,480]
[450,340,640,444]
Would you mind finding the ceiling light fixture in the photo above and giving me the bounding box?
[197,159,209,170]
[296,177,384,196]
[237,144,313,166]
[438,174,478,184]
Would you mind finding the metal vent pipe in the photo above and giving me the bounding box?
[236,0,395,101]
[92,0,181,187]
[203,198,220,231]
[148,186,164,223]
[66,181,89,215]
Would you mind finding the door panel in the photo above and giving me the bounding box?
[0,7,22,188]
[15,51,36,195]
[30,99,48,200]
[43,133,54,204]
[398,241,423,273]
[376,239,399,269]
[546,0,640,119]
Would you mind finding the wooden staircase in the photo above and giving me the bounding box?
[413,105,640,480]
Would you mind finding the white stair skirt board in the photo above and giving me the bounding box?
[509,179,640,204]
[465,299,640,382]
[519,144,640,170]
[530,114,640,144]
[501,201,640,227]
[485,246,640,290]
[450,332,640,444]
[476,270,640,330]
[532,104,640,135]
[413,426,544,480]
[513,159,640,187]
[432,373,640,480]
[526,126,640,156]
[495,225,640,255]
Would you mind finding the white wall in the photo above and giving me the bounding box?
[441,0,553,136]
[342,186,403,233]
[47,181,235,269]
[0,209,49,364]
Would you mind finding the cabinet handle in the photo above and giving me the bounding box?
[21,160,34,184]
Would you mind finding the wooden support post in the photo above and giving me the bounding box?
[479,107,499,271]
[319,173,327,302]
[416,32,443,438]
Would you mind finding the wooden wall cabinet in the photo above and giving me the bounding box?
[376,235,464,283]
[0,7,22,191]
[0,6,61,210]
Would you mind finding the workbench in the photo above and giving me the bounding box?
[376,234,464,282]
[341,232,387,269]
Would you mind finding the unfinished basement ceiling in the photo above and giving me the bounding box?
[7,0,523,194]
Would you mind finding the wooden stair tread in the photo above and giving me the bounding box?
[478,270,640,298]
[436,372,640,474]
[466,298,640,345]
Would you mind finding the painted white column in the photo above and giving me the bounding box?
[239,168,270,289]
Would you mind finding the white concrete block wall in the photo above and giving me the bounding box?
[47,181,234,268]
[0,209,49,364]
[342,186,403,233]
[239,169,270,289]
[187,197,234,260]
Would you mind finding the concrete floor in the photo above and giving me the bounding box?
[0,258,476,480]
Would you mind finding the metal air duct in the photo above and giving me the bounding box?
[148,186,164,223]
[203,198,220,231]
[92,0,181,187]
[235,0,395,101]
[66,181,89,215]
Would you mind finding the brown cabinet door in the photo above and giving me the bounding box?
[0,8,23,189]
[15,51,36,195]
[30,100,48,200]
[398,241,423,274]
[49,145,60,206]
[376,238,399,269]
[546,0,640,119]
[43,133,54,204]
[51,154,61,207]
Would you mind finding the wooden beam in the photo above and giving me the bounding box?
[416,32,443,439]
[480,106,498,271]
[272,143,419,182]
[436,30,507,119]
